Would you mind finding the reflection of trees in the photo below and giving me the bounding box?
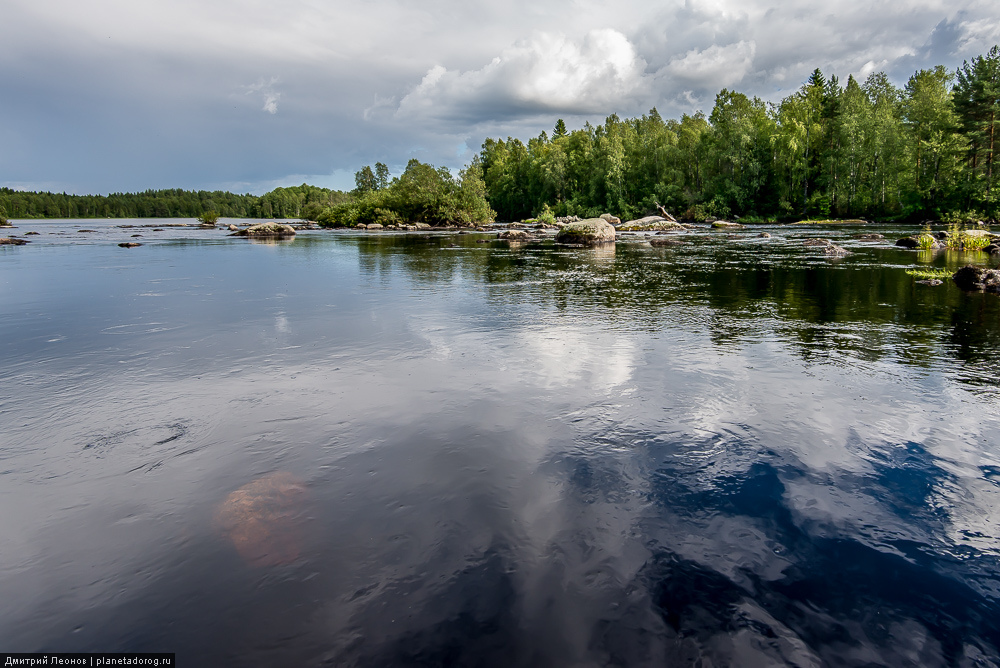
[345,233,1000,381]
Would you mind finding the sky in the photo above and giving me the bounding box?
[2,0,999,195]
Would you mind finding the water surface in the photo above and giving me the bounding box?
[2,219,1000,666]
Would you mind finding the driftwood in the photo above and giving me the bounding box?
[655,202,677,222]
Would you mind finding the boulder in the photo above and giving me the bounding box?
[618,216,686,231]
[895,237,919,248]
[953,265,1000,293]
[984,243,1000,254]
[600,213,622,225]
[117,242,141,248]
[803,238,831,247]
[228,224,239,231]
[215,472,307,567]
[856,233,885,241]
[24,231,40,235]
[414,222,432,230]
[0,237,28,245]
[239,222,296,238]
[498,230,530,241]
[758,232,772,238]
[823,244,849,256]
[711,221,743,229]
[366,223,384,231]
[555,218,617,246]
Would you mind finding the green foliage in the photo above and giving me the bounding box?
[197,210,220,224]
[905,267,954,279]
[473,47,1000,223]
[917,234,937,250]
[316,158,494,227]
[0,184,349,220]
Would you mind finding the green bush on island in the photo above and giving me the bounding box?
[197,210,220,225]
[316,159,495,228]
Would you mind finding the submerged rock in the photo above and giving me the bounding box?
[215,472,307,567]
[856,233,885,241]
[953,265,1000,293]
[117,242,141,248]
[555,218,616,246]
[824,244,849,256]
[238,222,296,238]
[758,232,772,238]
[649,237,686,247]
[916,279,944,286]
[803,238,831,247]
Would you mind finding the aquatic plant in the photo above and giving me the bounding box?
[917,234,937,250]
[905,267,954,279]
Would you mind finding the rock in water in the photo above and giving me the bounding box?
[215,472,307,567]
[238,222,296,239]
[0,237,29,245]
[953,265,1000,293]
[711,221,743,229]
[895,237,919,248]
[498,230,530,241]
[117,242,141,248]
[824,244,849,256]
[554,218,616,246]
[649,237,685,247]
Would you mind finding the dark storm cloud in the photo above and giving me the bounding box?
[2,0,998,194]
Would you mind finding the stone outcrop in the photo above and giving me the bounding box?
[237,223,296,238]
[0,237,28,245]
[555,218,616,245]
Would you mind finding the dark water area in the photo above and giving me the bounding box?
[3,219,1000,666]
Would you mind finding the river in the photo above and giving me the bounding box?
[2,219,999,666]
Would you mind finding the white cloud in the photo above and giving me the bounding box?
[242,77,281,115]
[395,29,648,122]
[660,40,758,89]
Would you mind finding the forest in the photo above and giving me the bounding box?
[4,48,998,226]
[0,184,350,221]
[478,48,1000,223]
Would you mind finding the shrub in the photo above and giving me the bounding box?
[198,210,220,224]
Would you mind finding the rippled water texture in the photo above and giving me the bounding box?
[3,219,1000,666]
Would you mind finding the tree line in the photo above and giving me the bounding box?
[478,47,1000,223]
[0,184,350,220]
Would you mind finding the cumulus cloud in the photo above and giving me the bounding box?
[660,41,757,89]
[395,29,648,122]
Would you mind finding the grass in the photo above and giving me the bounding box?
[905,267,954,280]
